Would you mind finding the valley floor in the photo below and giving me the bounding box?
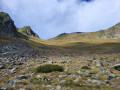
[0,37,120,90]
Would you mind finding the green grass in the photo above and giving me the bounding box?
[55,33,68,40]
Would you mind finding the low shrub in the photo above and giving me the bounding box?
[35,64,64,73]
[81,66,91,69]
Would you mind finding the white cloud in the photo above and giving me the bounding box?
[0,0,120,39]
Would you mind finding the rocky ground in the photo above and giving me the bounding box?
[0,43,120,90]
[0,40,41,78]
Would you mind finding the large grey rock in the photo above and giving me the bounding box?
[5,78,20,87]
[5,75,28,87]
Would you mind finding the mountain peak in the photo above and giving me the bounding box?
[0,12,18,37]
[18,26,39,38]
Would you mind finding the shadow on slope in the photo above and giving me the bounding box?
[60,42,120,54]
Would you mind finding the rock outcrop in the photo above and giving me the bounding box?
[18,26,39,38]
[0,12,18,37]
[97,23,120,39]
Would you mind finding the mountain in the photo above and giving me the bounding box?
[50,22,120,41]
[18,26,39,38]
[49,32,97,41]
[0,12,18,37]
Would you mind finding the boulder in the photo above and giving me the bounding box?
[5,75,28,87]
[112,63,120,71]
[95,61,103,67]
[107,73,117,80]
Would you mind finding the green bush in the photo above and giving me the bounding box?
[35,64,64,73]
[81,66,91,69]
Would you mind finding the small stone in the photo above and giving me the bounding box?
[56,85,62,90]
[0,87,8,90]
[18,88,25,90]
[93,57,96,60]
[76,70,82,74]
[0,65,5,69]
[58,80,66,84]
[86,79,92,84]
[107,73,117,80]
[46,85,52,88]
[95,61,103,67]
[99,68,107,72]
[48,61,54,64]
[37,75,41,78]
[65,66,69,72]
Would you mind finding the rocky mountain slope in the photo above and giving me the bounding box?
[97,23,120,39]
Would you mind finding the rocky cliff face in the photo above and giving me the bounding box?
[0,12,18,37]
[18,26,39,38]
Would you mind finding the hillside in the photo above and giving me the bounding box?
[50,22,120,41]
[97,23,120,39]
[0,12,120,90]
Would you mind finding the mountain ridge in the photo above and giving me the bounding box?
[50,22,120,40]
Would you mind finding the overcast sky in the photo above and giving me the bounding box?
[0,0,120,39]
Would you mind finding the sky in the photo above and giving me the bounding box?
[0,0,120,39]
